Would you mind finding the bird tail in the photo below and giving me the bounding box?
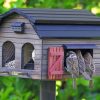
[73,78,77,89]
[82,72,91,80]
[72,74,77,89]
[89,80,94,88]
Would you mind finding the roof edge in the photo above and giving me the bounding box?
[0,8,35,23]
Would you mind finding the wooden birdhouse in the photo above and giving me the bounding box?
[0,8,100,80]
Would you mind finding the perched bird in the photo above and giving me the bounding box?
[5,60,15,69]
[24,58,34,70]
[83,52,95,88]
[32,50,35,61]
[23,50,35,70]
[76,50,91,80]
[65,51,79,88]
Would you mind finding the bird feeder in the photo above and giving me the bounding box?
[0,8,100,81]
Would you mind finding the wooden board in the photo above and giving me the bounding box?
[42,39,100,80]
[0,14,42,79]
[40,81,56,100]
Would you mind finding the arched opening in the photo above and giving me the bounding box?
[2,41,15,67]
[22,43,34,70]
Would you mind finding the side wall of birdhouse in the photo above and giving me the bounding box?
[0,14,42,79]
[42,39,100,80]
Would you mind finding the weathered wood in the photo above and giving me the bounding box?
[16,8,92,14]
[0,40,42,71]
[0,57,2,68]
[0,67,41,79]
[0,27,36,34]
[40,81,56,100]
[0,13,42,80]
[0,37,42,44]
[15,47,22,68]
[1,22,34,29]
[43,39,100,44]
[18,14,96,19]
[0,33,39,39]
[0,72,41,79]
[3,18,30,23]
[0,13,39,40]
[42,39,100,79]
[94,49,100,53]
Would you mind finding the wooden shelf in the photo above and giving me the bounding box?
[0,67,41,79]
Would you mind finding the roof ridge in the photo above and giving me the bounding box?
[17,8,88,11]
[0,8,100,25]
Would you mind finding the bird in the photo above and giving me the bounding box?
[5,60,15,69]
[65,51,79,88]
[76,50,91,80]
[83,52,95,88]
[24,58,34,70]
[32,50,35,61]
[23,50,35,70]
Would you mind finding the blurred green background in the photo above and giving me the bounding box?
[0,0,100,100]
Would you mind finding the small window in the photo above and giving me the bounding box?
[2,41,15,67]
[63,44,96,68]
[11,22,25,33]
[63,44,95,56]
[22,43,34,70]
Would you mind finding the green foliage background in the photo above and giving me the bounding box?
[0,0,100,100]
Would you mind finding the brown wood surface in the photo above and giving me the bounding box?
[40,81,56,100]
[42,39,100,79]
[0,13,42,79]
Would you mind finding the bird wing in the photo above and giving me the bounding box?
[66,51,79,78]
[84,52,95,77]
[76,50,91,80]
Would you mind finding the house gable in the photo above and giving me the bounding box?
[0,12,39,39]
[0,11,42,79]
[1,8,100,39]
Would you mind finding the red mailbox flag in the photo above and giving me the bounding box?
[48,47,64,80]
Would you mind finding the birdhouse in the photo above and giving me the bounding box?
[0,8,100,80]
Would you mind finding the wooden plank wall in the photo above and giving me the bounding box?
[42,39,100,79]
[0,14,42,79]
[40,81,56,100]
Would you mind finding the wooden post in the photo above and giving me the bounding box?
[40,81,56,100]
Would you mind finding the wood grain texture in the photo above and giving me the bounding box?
[40,81,56,100]
[42,39,100,79]
[0,67,41,79]
[0,14,42,79]
[0,37,41,44]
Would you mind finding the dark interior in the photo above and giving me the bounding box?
[2,41,15,67]
[22,43,34,70]
[64,48,93,69]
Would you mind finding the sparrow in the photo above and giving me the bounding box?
[32,50,35,61]
[76,50,91,80]
[5,60,15,69]
[65,51,79,88]
[84,52,95,88]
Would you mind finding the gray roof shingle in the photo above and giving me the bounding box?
[1,8,100,24]
[1,8,100,39]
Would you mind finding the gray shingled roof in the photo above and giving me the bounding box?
[1,8,100,24]
[20,8,100,24]
[1,8,100,39]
